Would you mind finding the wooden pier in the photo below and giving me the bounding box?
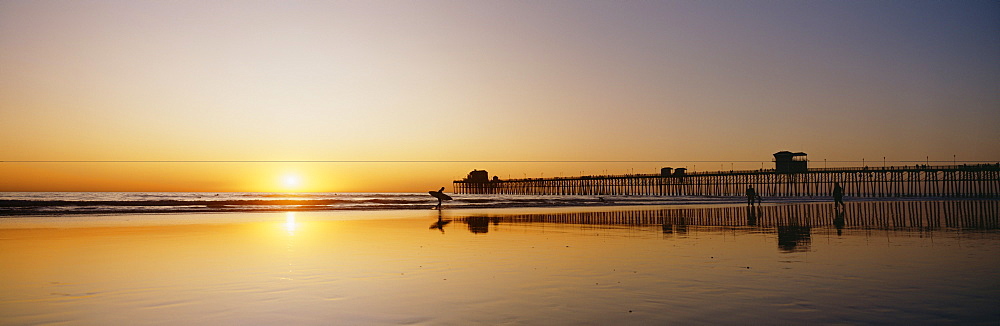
[454,164,1000,198]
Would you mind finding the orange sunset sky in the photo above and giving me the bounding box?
[1,1,998,192]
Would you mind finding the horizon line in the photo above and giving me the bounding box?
[2,160,998,163]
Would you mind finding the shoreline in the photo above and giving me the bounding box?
[1,203,753,228]
[3,197,997,229]
[1,195,996,218]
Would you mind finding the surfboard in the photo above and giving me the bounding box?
[429,191,453,201]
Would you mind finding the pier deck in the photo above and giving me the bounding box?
[454,164,1000,198]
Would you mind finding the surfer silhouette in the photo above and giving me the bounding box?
[428,187,452,209]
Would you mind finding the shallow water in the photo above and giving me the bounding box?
[1,201,998,325]
[0,191,832,215]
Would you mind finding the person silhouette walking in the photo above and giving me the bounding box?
[833,182,845,208]
[746,186,758,206]
[428,187,453,209]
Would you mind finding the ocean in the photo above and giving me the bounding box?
[0,192,825,215]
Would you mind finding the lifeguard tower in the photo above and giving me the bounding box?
[774,151,808,173]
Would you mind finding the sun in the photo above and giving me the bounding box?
[280,174,302,191]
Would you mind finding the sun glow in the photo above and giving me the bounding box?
[280,174,302,191]
[284,212,297,235]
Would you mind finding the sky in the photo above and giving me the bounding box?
[1,0,998,192]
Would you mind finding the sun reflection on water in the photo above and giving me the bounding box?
[284,211,297,235]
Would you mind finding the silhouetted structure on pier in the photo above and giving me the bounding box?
[773,151,808,173]
[454,153,1000,198]
[466,170,490,183]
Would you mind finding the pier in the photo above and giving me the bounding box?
[454,153,1000,198]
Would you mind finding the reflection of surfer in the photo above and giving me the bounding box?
[428,187,453,209]
[430,217,451,232]
[430,210,451,233]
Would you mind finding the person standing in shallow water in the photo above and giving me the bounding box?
[746,186,757,207]
[833,182,845,208]
[428,187,453,210]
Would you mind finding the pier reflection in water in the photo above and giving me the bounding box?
[456,200,999,252]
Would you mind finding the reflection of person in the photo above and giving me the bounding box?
[746,186,757,206]
[430,210,451,233]
[833,208,845,236]
[430,217,451,233]
[746,206,758,226]
[833,182,845,208]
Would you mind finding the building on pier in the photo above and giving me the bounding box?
[774,151,808,173]
[465,170,490,183]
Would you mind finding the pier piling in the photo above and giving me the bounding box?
[454,164,1000,198]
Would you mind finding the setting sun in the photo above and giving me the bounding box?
[281,174,302,191]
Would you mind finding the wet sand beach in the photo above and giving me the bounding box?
[2,201,998,325]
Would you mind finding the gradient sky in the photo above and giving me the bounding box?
[1,0,998,192]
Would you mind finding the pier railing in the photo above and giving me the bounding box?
[454,164,1000,198]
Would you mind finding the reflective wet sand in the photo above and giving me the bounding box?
[2,201,998,325]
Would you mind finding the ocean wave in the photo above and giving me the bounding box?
[0,199,353,207]
[0,192,708,216]
[0,192,951,216]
